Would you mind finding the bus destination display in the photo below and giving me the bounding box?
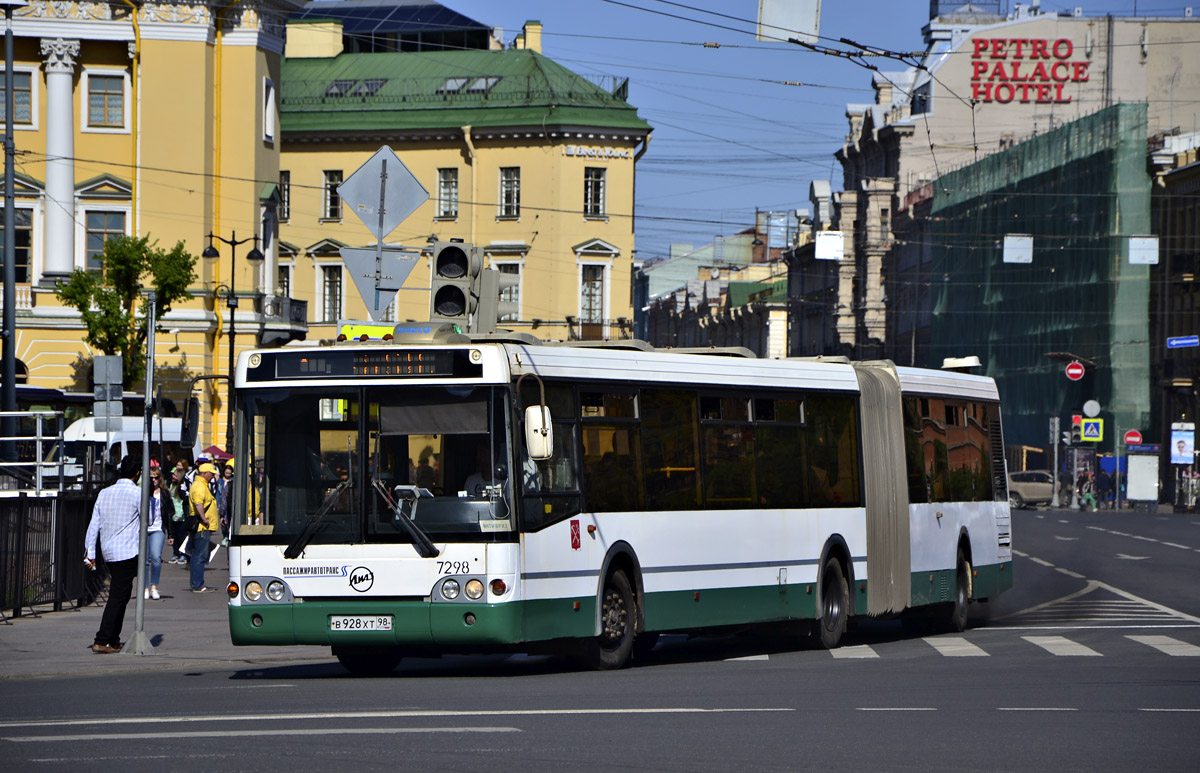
[251,349,482,381]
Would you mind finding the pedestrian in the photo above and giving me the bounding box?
[1096,469,1113,510]
[188,462,219,593]
[167,461,189,564]
[83,455,143,654]
[143,460,172,600]
[217,459,234,544]
[1078,471,1097,512]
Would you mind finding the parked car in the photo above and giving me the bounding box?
[1007,470,1055,508]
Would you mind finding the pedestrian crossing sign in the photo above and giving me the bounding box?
[1081,418,1104,441]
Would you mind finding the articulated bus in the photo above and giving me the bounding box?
[225,325,1012,675]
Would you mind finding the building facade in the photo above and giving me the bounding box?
[1,3,650,453]
[278,18,651,343]
[4,0,303,449]
[833,5,1200,362]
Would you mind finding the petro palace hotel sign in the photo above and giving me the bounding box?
[970,37,1089,104]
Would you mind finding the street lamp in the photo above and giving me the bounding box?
[202,230,264,451]
[1,0,27,463]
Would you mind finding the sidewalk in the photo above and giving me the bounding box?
[0,546,332,681]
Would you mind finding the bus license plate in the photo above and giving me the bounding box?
[329,615,393,631]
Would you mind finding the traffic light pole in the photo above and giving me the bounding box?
[1051,413,1061,508]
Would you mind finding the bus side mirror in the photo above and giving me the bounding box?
[180,396,199,449]
[524,405,553,461]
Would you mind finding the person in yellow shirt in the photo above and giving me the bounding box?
[188,462,219,593]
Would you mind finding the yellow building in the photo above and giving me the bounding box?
[4,0,301,449]
[2,3,649,453]
[279,18,652,342]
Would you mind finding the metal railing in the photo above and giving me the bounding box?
[0,411,67,494]
[0,489,102,621]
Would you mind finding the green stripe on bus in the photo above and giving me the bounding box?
[909,561,1013,606]
[643,584,821,631]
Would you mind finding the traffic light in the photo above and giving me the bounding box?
[1070,415,1082,444]
[429,241,481,324]
[473,269,520,334]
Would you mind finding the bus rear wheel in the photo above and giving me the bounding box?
[334,646,403,677]
[583,569,635,670]
[817,557,849,649]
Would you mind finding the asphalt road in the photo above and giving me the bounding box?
[2,507,1198,771]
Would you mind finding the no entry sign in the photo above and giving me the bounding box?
[1124,430,1143,445]
[1065,361,1085,381]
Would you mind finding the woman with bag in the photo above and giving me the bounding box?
[144,461,174,600]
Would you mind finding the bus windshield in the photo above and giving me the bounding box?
[236,385,513,547]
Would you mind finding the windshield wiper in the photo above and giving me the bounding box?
[284,477,353,559]
[371,478,440,558]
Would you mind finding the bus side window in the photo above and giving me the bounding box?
[518,382,581,531]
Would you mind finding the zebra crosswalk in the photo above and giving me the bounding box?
[721,633,1200,662]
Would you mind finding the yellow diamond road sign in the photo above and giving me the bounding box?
[1081,418,1104,442]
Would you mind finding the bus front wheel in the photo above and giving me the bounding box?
[817,557,849,649]
[583,569,636,670]
[335,646,403,677]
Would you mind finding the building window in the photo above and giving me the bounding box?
[87,74,124,128]
[321,265,342,322]
[323,170,342,221]
[0,71,32,125]
[0,207,32,282]
[279,171,290,222]
[278,264,291,297]
[581,264,605,323]
[437,168,458,218]
[263,78,276,143]
[584,167,606,218]
[497,263,520,321]
[499,167,520,218]
[85,211,126,272]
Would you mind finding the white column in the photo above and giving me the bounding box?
[39,38,79,282]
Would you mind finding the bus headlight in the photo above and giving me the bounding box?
[442,578,461,599]
[245,581,264,601]
[465,579,484,600]
[266,581,286,602]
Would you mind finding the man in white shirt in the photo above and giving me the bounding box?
[84,455,143,654]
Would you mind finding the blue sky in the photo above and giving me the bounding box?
[443,1,1153,260]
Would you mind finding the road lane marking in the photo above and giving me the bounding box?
[1028,556,1054,567]
[1022,635,1101,656]
[0,707,794,730]
[829,645,879,659]
[1139,708,1200,712]
[5,727,521,743]
[1115,554,1150,560]
[1162,542,1191,550]
[997,578,1200,628]
[1055,568,1086,578]
[856,707,937,711]
[997,707,1077,712]
[1054,536,1079,541]
[925,637,988,657]
[725,654,770,661]
[1127,635,1200,656]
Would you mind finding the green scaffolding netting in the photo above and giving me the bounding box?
[928,103,1151,453]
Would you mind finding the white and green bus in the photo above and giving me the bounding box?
[226,325,1012,675]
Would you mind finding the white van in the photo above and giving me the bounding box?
[61,416,199,483]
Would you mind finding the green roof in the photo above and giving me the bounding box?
[281,48,651,135]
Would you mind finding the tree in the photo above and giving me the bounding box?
[55,235,198,387]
